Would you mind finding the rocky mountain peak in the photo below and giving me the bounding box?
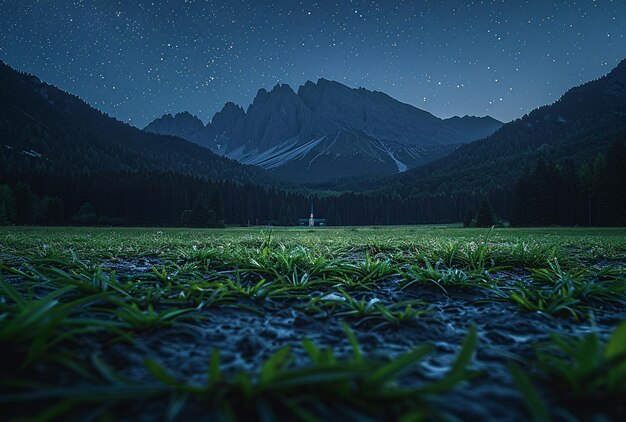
[144,77,508,180]
[211,102,245,131]
[251,88,270,107]
[144,111,205,135]
[175,111,205,126]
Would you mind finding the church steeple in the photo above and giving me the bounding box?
[299,202,325,227]
[309,203,314,226]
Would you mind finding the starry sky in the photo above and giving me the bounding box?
[1,1,625,127]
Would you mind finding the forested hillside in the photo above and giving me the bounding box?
[0,61,280,184]
[381,59,626,225]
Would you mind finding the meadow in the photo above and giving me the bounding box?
[1,226,625,420]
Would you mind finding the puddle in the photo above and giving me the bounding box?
[102,257,164,274]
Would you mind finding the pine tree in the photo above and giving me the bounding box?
[13,182,34,225]
[0,203,8,226]
[596,139,626,225]
[463,208,474,227]
[475,198,494,228]
[72,203,98,226]
[0,184,16,224]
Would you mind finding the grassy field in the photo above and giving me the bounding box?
[1,226,625,420]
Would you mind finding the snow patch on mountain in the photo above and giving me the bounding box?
[382,143,408,172]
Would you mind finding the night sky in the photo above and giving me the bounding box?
[1,1,625,127]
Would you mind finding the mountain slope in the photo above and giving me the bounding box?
[296,78,472,146]
[391,58,626,200]
[0,60,280,186]
[145,79,502,181]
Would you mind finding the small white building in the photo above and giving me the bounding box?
[298,203,325,226]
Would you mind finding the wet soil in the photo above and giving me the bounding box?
[8,259,626,420]
[107,267,626,419]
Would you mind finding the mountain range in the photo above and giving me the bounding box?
[1,57,624,227]
[144,79,503,180]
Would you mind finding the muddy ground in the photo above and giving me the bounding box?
[42,259,619,421]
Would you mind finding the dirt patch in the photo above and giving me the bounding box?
[76,275,625,420]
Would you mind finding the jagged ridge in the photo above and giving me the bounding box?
[145,79,503,181]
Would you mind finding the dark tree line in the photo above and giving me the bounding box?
[0,156,501,227]
[0,182,64,226]
[463,198,496,228]
[1,141,624,228]
[0,169,451,227]
[510,140,626,227]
